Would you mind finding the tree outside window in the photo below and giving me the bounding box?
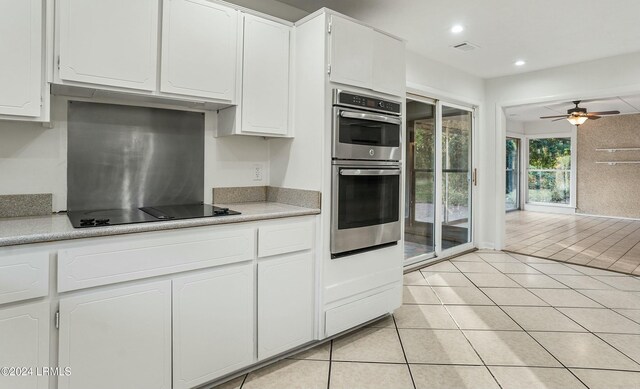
[527,138,571,204]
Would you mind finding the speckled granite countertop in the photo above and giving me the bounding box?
[0,202,320,247]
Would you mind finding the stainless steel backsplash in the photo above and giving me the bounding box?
[67,101,205,211]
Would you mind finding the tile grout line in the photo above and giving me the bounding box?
[326,340,333,389]
[238,373,247,389]
[425,265,505,388]
[452,261,593,388]
[543,218,632,263]
[393,292,418,389]
[504,251,640,371]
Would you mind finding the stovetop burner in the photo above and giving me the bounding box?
[67,204,240,228]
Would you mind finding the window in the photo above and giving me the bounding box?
[527,137,571,205]
[506,138,520,211]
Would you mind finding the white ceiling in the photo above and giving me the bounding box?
[277,0,640,78]
[505,95,640,123]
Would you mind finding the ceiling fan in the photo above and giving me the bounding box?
[539,100,620,126]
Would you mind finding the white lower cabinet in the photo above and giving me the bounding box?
[58,281,172,389]
[258,252,314,360]
[172,263,254,389]
[0,302,49,389]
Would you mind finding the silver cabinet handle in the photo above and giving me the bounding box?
[340,169,401,176]
[340,111,402,125]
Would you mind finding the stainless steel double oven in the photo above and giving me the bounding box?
[331,89,403,257]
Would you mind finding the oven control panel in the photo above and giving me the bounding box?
[335,90,401,115]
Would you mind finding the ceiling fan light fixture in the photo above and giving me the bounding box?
[567,115,588,126]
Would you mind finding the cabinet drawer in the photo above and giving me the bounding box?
[258,219,313,258]
[58,227,255,292]
[325,285,401,337]
[0,250,49,305]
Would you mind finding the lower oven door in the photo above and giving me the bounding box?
[331,162,402,256]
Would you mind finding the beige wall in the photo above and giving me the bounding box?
[577,113,640,218]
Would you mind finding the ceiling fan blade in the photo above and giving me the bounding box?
[588,110,620,116]
[540,115,569,119]
[588,115,601,120]
[551,118,566,122]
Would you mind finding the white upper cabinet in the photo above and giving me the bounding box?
[329,15,405,97]
[329,15,373,90]
[372,31,406,97]
[161,0,239,101]
[57,0,159,91]
[241,14,290,135]
[0,0,43,117]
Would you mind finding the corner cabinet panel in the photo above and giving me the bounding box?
[58,0,159,91]
[0,302,49,389]
[372,31,406,97]
[58,281,172,389]
[329,15,373,90]
[161,0,239,101]
[241,15,290,135]
[258,252,314,360]
[0,0,42,117]
[173,264,254,389]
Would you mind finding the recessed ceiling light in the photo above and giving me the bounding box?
[451,25,464,34]
[515,60,526,66]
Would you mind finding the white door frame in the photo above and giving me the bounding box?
[494,83,640,250]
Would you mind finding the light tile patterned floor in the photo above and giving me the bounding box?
[506,211,640,275]
[215,251,640,389]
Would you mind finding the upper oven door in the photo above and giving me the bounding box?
[333,107,402,161]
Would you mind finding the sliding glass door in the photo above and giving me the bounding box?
[440,105,473,251]
[405,99,436,261]
[506,137,520,211]
[404,97,475,264]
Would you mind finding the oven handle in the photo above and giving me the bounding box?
[340,111,402,125]
[340,169,401,176]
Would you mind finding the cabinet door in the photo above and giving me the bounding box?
[0,0,42,117]
[161,0,239,101]
[372,31,406,97]
[58,0,159,91]
[0,302,49,389]
[329,15,373,90]
[58,281,171,389]
[173,264,254,389]
[258,252,314,360]
[242,15,290,135]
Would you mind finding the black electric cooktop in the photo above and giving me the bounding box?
[67,204,240,228]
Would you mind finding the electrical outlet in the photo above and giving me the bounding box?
[253,164,263,182]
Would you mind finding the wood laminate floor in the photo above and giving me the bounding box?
[506,211,640,275]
